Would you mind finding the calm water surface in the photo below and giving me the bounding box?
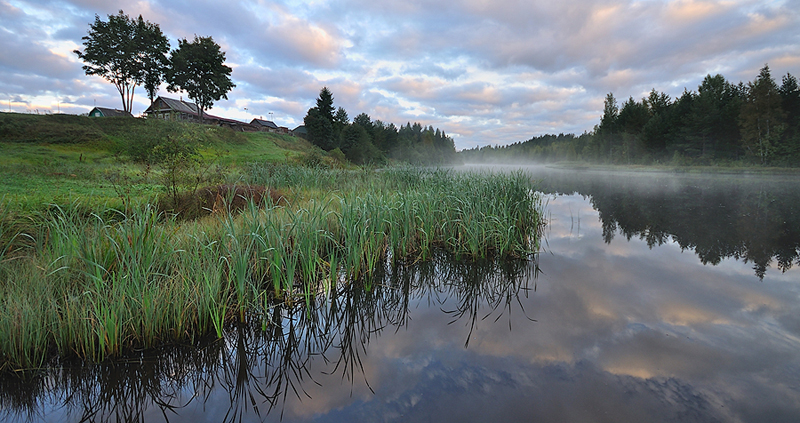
[2,165,799,422]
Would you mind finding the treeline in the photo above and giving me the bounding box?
[461,65,800,166]
[304,88,457,165]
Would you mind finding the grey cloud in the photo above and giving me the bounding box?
[339,0,796,87]
[2,0,798,148]
[0,29,79,80]
[147,0,345,69]
[234,65,322,101]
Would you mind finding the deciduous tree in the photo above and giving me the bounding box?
[166,36,235,120]
[74,10,170,113]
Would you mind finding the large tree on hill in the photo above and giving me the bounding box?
[139,18,171,105]
[74,10,170,113]
[166,35,235,120]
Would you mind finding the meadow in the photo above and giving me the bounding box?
[0,114,544,371]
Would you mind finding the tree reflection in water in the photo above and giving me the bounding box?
[531,168,800,279]
[0,253,538,422]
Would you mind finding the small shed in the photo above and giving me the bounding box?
[251,119,279,132]
[89,107,133,118]
[292,125,307,138]
[251,119,291,134]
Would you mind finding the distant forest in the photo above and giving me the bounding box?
[304,87,457,165]
[461,65,800,166]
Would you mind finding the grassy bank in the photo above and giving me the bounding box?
[0,166,543,370]
[0,114,334,236]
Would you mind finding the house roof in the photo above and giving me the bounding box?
[90,107,133,118]
[145,96,199,115]
[144,96,257,129]
[251,119,279,129]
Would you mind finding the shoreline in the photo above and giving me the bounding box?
[461,161,800,176]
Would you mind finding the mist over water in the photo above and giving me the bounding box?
[3,165,800,422]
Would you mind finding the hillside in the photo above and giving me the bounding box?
[0,112,330,219]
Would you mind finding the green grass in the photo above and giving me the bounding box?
[215,132,316,165]
[0,167,544,370]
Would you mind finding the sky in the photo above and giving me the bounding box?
[1,0,799,150]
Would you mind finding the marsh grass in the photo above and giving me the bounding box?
[0,167,543,370]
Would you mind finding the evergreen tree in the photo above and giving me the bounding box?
[685,74,742,159]
[304,107,335,151]
[334,107,350,126]
[316,87,335,123]
[740,65,785,164]
[599,93,619,135]
[353,113,372,129]
[779,74,800,140]
[340,124,378,164]
[642,89,672,153]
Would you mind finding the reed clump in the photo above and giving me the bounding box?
[0,168,543,370]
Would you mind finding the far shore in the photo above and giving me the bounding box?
[460,161,800,176]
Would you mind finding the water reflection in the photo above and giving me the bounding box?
[0,255,537,422]
[517,165,800,279]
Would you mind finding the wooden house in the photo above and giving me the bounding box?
[251,119,290,134]
[143,96,202,122]
[144,96,257,131]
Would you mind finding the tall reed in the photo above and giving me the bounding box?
[0,167,543,370]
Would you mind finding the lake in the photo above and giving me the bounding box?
[2,165,799,422]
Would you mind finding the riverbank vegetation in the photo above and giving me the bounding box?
[0,164,543,371]
[461,65,800,167]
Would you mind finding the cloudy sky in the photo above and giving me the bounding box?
[1,0,798,149]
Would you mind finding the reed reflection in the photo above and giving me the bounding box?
[0,253,538,422]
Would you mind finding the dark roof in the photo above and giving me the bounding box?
[145,96,243,121]
[208,114,249,126]
[144,96,199,115]
[250,119,279,129]
[89,107,133,118]
[292,125,307,134]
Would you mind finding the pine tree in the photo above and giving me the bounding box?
[740,65,785,164]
